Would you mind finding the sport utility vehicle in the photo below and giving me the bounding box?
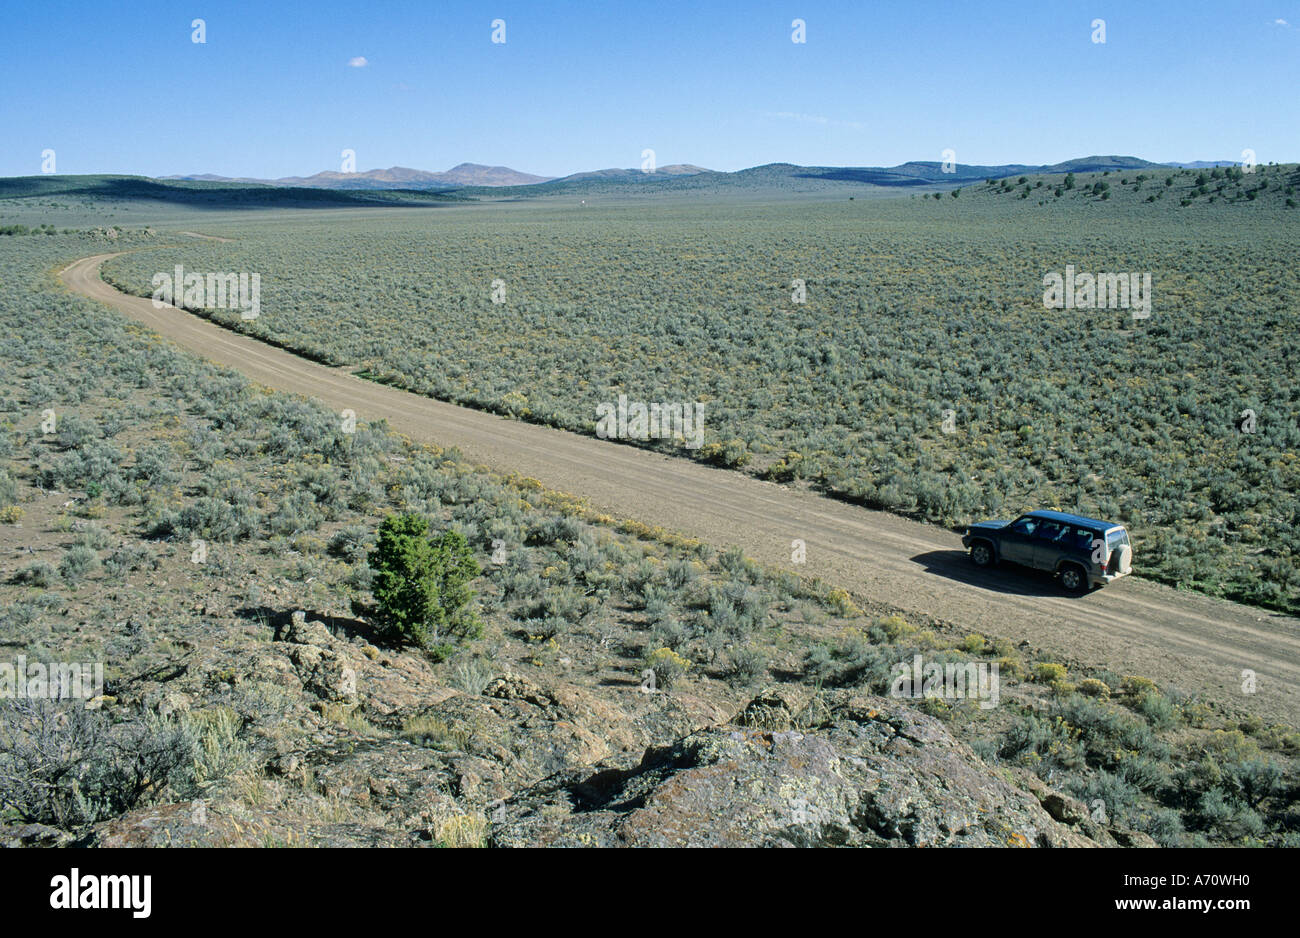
[961,510,1132,593]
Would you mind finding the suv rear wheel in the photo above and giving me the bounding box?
[1059,563,1087,593]
[970,542,994,568]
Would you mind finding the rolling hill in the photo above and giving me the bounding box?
[451,156,1170,200]
[0,174,466,207]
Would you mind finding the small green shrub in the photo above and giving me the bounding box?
[13,561,58,588]
[368,513,481,650]
[1078,678,1112,699]
[58,545,99,585]
[1120,675,1158,700]
[645,646,691,689]
[724,645,768,687]
[996,656,1024,681]
[873,614,912,641]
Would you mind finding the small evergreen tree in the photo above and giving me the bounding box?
[368,513,481,652]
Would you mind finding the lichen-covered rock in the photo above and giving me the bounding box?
[483,671,552,707]
[284,610,334,647]
[96,801,413,848]
[48,586,1154,852]
[3,823,73,848]
[1110,827,1159,848]
[271,613,361,703]
[491,692,1101,848]
[1014,769,1120,846]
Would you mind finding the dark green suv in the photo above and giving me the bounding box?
[961,510,1132,593]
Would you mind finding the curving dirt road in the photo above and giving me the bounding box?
[61,251,1300,724]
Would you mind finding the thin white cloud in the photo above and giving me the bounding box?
[1273,18,1290,27]
[761,110,867,131]
[347,56,369,67]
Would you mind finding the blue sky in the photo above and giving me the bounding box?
[2,0,1298,178]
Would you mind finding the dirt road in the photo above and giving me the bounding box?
[60,251,1300,724]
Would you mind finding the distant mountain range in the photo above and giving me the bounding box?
[160,163,555,190]
[448,156,1192,199]
[1162,160,1241,169]
[160,162,715,190]
[555,164,713,182]
[5,155,1255,209]
[158,156,1231,193]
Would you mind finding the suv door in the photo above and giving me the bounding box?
[1000,516,1040,566]
[1030,520,1067,570]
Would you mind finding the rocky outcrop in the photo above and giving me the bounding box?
[491,692,1101,848]
[1012,769,1160,847]
[84,653,1132,849]
[278,611,359,703]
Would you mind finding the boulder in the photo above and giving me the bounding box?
[285,610,334,647]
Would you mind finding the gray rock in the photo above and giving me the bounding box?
[492,692,1101,848]
[285,610,334,647]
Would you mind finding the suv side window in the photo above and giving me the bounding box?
[1010,517,1038,536]
[1034,521,1064,541]
[1072,527,1097,550]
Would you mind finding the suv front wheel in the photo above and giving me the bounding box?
[970,542,994,568]
[1059,563,1088,593]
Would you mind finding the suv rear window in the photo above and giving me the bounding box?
[1107,529,1130,550]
